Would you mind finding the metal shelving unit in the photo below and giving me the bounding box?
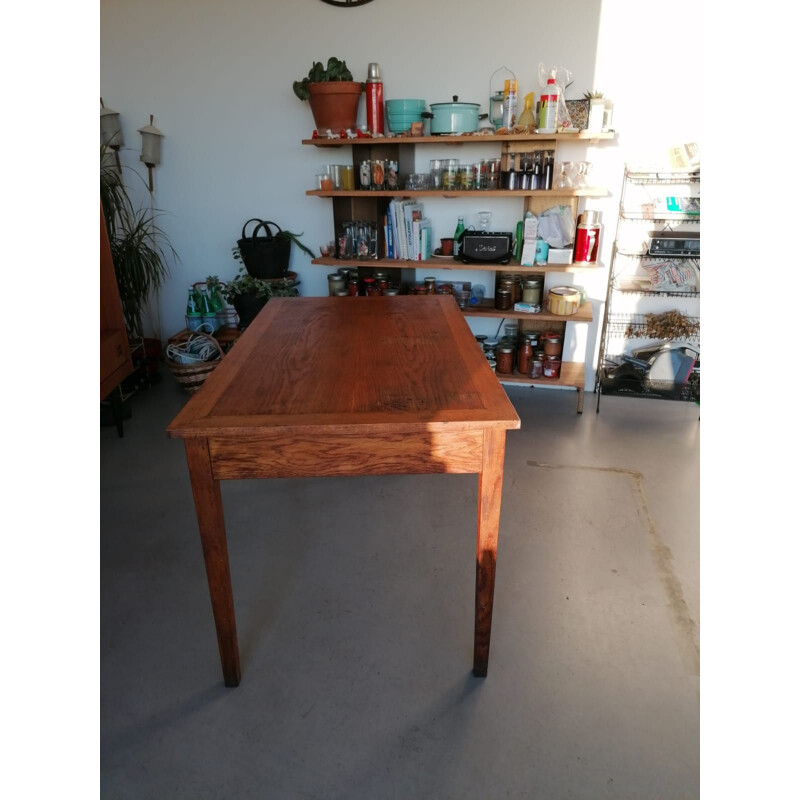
[595,167,700,410]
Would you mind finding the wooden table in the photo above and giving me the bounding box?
[167,296,520,686]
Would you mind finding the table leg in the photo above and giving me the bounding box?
[185,438,241,687]
[473,428,507,677]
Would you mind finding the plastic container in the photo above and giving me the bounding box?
[538,77,559,133]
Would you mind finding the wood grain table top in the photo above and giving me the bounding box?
[167,296,521,439]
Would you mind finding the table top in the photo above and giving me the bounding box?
[167,296,520,439]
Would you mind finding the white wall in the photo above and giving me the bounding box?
[100,0,699,381]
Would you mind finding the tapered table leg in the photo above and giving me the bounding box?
[185,438,241,687]
[473,428,507,677]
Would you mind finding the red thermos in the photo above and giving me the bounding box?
[573,210,601,265]
[366,62,384,135]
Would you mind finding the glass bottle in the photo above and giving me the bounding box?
[517,336,533,375]
[453,216,465,257]
[198,286,213,315]
[507,152,517,191]
[186,285,202,331]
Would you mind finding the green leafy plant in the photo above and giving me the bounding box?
[583,90,604,99]
[101,144,176,338]
[221,267,300,301]
[293,57,358,101]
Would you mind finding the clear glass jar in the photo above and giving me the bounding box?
[496,345,515,374]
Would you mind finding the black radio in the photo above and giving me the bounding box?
[648,230,700,257]
[458,232,513,264]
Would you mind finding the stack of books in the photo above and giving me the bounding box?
[385,199,433,261]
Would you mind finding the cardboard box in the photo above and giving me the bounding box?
[547,247,573,265]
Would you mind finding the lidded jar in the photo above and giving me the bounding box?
[496,344,515,374]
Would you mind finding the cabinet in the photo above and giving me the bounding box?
[303,132,616,412]
[594,167,700,410]
[100,206,134,435]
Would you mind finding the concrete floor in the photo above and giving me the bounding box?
[101,376,700,800]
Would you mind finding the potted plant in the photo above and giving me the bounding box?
[292,57,363,132]
[100,144,176,339]
[235,218,315,279]
[221,266,301,330]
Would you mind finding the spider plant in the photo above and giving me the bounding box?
[101,144,176,338]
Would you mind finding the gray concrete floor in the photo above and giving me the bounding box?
[101,376,700,799]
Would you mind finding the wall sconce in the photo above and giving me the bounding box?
[100,98,123,171]
[138,115,164,192]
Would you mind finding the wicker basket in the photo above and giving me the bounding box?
[166,331,224,394]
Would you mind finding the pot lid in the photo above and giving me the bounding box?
[430,95,480,108]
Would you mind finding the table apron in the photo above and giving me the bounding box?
[208,429,486,479]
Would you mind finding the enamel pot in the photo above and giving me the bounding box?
[422,96,486,135]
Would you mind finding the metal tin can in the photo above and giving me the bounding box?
[546,286,582,316]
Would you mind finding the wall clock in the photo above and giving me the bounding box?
[319,1,375,6]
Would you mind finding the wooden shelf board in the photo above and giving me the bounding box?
[302,132,617,147]
[464,300,593,323]
[310,257,600,274]
[496,361,585,390]
[307,188,609,199]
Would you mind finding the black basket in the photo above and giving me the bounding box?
[237,219,291,279]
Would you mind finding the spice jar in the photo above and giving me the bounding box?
[386,160,399,189]
[517,336,534,375]
[483,339,498,360]
[362,277,377,296]
[542,331,564,357]
[347,278,359,296]
[496,345,515,374]
[495,288,512,311]
[424,277,436,294]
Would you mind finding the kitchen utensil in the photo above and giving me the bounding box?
[422,96,486,135]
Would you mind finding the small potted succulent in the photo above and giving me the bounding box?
[222,266,301,330]
[292,57,363,132]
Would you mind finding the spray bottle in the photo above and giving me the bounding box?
[502,78,518,128]
[517,92,535,127]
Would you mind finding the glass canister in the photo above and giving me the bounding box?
[495,288,513,311]
[386,160,399,189]
[327,272,346,296]
[371,159,385,190]
[424,276,437,294]
[347,278,359,296]
[530,352,545,378]
[359,160,372,189]
[542,331,564,357]
[522,278,543,305]
[496,345,515,374]
[374,271,389,292]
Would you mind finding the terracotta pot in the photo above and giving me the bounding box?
[307,81,362,132]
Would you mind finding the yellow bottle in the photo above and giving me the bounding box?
[517,92,535,128]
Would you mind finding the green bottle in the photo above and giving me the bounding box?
[186,285,202,331]
[453,216,465,257]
